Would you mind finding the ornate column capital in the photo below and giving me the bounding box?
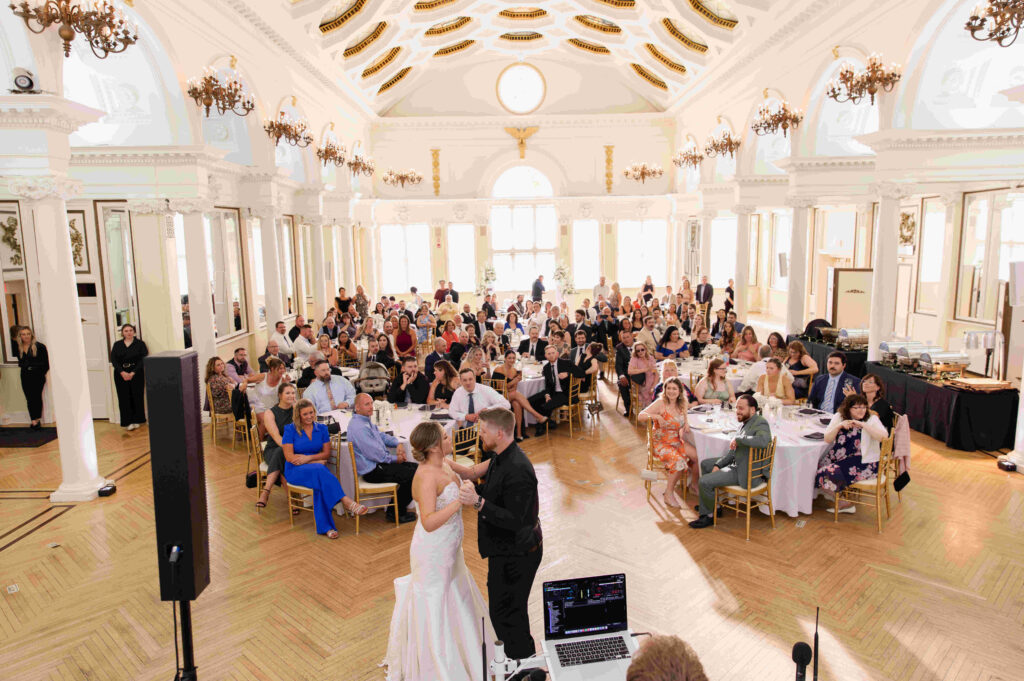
[937,191,963,208]
[305,214,326,228]
[733,205,757,215]
[126,198,171,215]
[698,209,717,221]
[870,182,910,201]
[8,174,81,201]
[784,195,817,209]
[168,198,214,215]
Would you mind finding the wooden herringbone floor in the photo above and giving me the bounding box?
[1,384,1023,681]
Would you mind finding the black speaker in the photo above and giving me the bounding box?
[145,351,209,602]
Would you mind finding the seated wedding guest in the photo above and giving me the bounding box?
[652,359,696,403]
[337,330,359,364]
[339,313,357,337]
[566,309,592,345]
[256,382,295,510]
[353,285,369,319]
[427,359,459,408]
[433,279,449,307]
[633,315,657,357]
[527,301,547,331]
[388,356,429,404]
[628,342,658,411]
[465,324,480,348]
[467,310,489,341]
[547,330,569,359]
[543,317,561,339]
[738,345,774,394]
[608,281,622,312]
[288,315,306,342]
[507,293,526,316]
[450,367,511,430]
[681,306,699,336]
[441,320,459,351]
[415,305,435,344]
[270,321,295,358]
[490,350,536,441]
[517,325,548,361]
[204,356,247,416]
[354,317,376,341]
[581,298,598,322]
[711,309,728,338]
[316,334,340,368]
[259,339,293,372]
[482,294,497,319]
[809,351,860,413]
[253,357,293,416]
[621,295,634,313]
[448,331,469,370]
[525,345,571,436]
[437,294,458,326]
[694,358,735,406]
[461,346,491,383]
[459,303,474,326]
[292,325,317,365]
[733,326,762,362]
[859,373,894,431]
[225,348,265,385]
[785,340,819,399]
[319,315,340,341]
[630,308,646,333]
[656,327,689,360]
[371,301,388,328]
[296,352,342,388]
[569,340,604,395]
[365,336,397,371]
[283,398,366,538]
[651,307,668,338]
[396,300,415,323]
[639,377,699,506]
[335,287,351,317]
[109,323,148,431]
[664,310,681,334]
[726,310,745,334]
[690,394,771,529]
[480,330,502,362]
[626,635,709,681]
[817,393,888,513]
[756,358,796,405]
[423,338,447,378]
[719,321,737,354]
[615,330,635,417]
[394,315,417,358]
[492,321,511,352]
[303,359,356,413]
[766,332,788,360]
[660,285,675,307]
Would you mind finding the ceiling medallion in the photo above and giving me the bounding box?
[567,38,610,54]
[630,63,668,90]
[672,145,704,169]
[688,0,739,30]
[413,0,458,10]
[645,43,687,74]
[574,15,622,33]
[500,31,543,41]
[623,162,664,184]
[10,0,138,58]
[263,110,313,147]
[316,141,346,167]
[661,18,708,53]
[319,0,367,34]
[344,21,388,59]
[965,2,1022,47]
[348,154,375,177]
[425,16,471,36]
[383,168,423,189]
[378,66,412,95]
[704,130,741,158]
[362,47,401,79]
[186,59,255,118]
[499,7,547,20]
[594,0,636,7]
[751,97,803,137]
[434,40,475,57]
[825,52,901,105]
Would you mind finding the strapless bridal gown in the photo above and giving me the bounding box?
[384,481,495,681]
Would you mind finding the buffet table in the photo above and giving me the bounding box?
[786,336,868,378]
[864,362,1018,451]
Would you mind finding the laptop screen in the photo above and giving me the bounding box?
[543,573,628,640]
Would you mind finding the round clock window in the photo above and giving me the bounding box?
[497,63,546,115]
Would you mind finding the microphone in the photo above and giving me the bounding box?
[793,642,813,681]
[813,607,820,681]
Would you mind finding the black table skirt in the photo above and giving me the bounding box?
[786,336,868,378]
[865,362,1018,452]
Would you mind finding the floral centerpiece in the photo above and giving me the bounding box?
[372,399,393,429]
[475,264,496,296]
[753,393,783,421]
[700,343,722,360]
[553,262,576,295]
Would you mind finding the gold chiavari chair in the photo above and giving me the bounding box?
[341,354,361,369]
[484,375,508,399]
[247,423,268,504]
[889,413,906,503]
[713,437,777,541]
[453,423,481,466]
[582,377,600,418]
[834,430,895,533]
[346,442,399,534]
[689,372,705,396]
[698,302,711,325]
[628,381,641,426]
[605,338,616,380]
[284,477,316,528]
[206,383,236,446]
[552,376,584,437]
[641,420,687,503]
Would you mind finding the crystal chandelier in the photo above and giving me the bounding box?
[382,169,423,188]
[348,154,375,177]
[671,145,704,169]
[263,111,313,148]
[704,131,741,158]
[9,0,138,58]
[825,53,901,106]
[751,100,803,137]
[622,162,664,184]
[966,1,1023,47]
[316,141,346,167]
[187,62,254,118]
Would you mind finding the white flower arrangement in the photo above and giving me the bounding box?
[553,262,576,294]
[475,264,497,296]
[372,399,393,429]
[700,343,722,359]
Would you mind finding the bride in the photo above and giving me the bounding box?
[384,422,495,681]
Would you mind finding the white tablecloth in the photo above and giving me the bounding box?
[320,405,453,442]
[664,359,747,393]
[491,361,545,425]
[684,407,831,517]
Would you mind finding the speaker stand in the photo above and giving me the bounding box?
[176,599,198,680]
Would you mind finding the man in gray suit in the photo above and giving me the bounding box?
[689,394,773,529]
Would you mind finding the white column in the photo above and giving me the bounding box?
[360,224,379,299]
[172,200,217,364]
[127,200,183,352]
[309,217,329,320]
[934,191,962,348]
[1010,351,1024,469]
[698,211,715,280]
[9,176,107,501]
[208,212,233,337]
[734,206,756,322]
[339,219,357,291]
[255,208,284,328]
[785,197,814,335]
[867,183,909,361]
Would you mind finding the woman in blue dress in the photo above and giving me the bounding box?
[283,398,367,538]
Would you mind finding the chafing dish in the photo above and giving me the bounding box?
[818,327,839,344]
[837,328,869,350]
[879,340,925,364]
[919,351,970,378]
[896,345,944,369]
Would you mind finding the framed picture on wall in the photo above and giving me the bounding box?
[687,218,700,251]
[0,208,24,274]
[67,210,90,273]
[897,205,919,257]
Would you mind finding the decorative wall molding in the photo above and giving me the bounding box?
[7,174,82,201]
[870,182,911,201]
[0,95,104,134]
[784,195,817,209]
[857,128,1024,152]
[168,198,215,215]
[126,198,171,215]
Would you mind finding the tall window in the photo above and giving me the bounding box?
[771,211,792,291]
[203,208,246,337]
[380,223,431,294]
[616,219,667,288]
[249,219,266,327]
[708,216,737,286]
[491,205,557,291]
[278,217,296,316]
[915,198,945,315]
[572,219,600,290]
[0,202,29,363]
[748,214,760,286]
[447,223,476,292]
[956,190,1024,322]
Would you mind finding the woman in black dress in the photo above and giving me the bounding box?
[859,373,894,431]
[15,326,49,430]
[334,287,351,317]
[110,323,149,430]
[257,382,296,510]
[724,278,735,314]
[427,359,459,408]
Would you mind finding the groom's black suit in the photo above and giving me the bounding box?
[474,441,543,661]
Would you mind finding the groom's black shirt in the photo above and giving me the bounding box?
[475,442,541,558]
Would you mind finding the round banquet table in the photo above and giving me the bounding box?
[683,406,831,517]
[491,360,545,425]
[664,358,746,394]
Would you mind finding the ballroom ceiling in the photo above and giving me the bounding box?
[286,0,777,117]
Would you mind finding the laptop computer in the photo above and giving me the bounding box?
[541,573,638,681]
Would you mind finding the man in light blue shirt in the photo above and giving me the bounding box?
[348,393,416,523]
[303,360,355,413]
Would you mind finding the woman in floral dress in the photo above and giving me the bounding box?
[639,378,698,507]
[815,394,888,514]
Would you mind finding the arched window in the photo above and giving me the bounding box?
[489,166,556,291]
[491,166,554,199]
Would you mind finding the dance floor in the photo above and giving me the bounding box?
[1,383,1023,680]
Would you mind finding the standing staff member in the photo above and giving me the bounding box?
[15,325,49,430]
[109,323,149,431]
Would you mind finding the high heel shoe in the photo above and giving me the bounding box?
[255,486,273,511]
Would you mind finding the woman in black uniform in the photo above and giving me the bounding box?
[110,323,149,431]
[15,326,49,430]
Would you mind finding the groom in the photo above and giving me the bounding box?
[459,407,544,681]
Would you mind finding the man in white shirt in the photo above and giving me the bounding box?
[527,301,547,332]
[302,360,356,413]
[580,298,598,323]
[636,315,658,356]
[449,367,510,426]
[292,325,317,365]
[738,345,777,394]
[660,285,674,306]
[270,321,294,358]
[593,275,610,301]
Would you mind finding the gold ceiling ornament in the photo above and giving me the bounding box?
[434,39,475,57]
[9,0,138,58]
[319,0,366,34]
[825,52,901,106]
[623,162,664,184]
[186,62,255,118]
[316,140,346,167]
[499,7,547,20]
[377,66,412,94]
[431,149,440,196]
[362,47,401,78]
[604,145,614,194]
[505,126,538,159]
[575,15,622,33]
[347,153,375,177]
[966,2,1023,47]
[413,0,458,10]
[263,110,313,148]
[645,43,686,74]
[661,18,708,53]
[672,143,704,169]
[688,0,739,29]
[751,91,803,137]
[424,16,471,36]
[500,31,543,41]
[382,168,423,189]
[704,125,741,158]
[594,0,635,8]
[344,21,387,59]
[630,63,667,90]
[567,38,610,54]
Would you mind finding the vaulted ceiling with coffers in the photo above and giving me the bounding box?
[287,0,776,117]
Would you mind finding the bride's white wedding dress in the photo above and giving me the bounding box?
[384,481,495,681]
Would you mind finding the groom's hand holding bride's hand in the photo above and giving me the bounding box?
[458,480,479,506]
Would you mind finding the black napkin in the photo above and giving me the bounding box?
[429,413,451,421]
[799,408,821,415]
[802,431,825,440]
